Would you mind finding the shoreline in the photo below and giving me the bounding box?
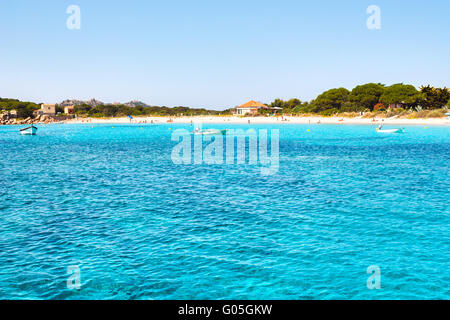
[64,115,450,126]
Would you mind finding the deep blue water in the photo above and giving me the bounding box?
[0,123,449,300]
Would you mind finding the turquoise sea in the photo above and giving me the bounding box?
[0,123,449,300]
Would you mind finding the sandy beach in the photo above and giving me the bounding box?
[66,115,450,126]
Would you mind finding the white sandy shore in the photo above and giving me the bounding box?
[65,115,450,126]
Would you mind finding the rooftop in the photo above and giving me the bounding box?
[237,100,267,109]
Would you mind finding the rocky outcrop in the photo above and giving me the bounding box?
[0,112,13,125]
[0,112,58,125]
[124,100,151,108]
[59,98,104,107]
[58,98,151,108]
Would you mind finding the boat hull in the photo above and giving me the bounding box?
[376,128,404,134]
[20,126,38,135]
[193,129,227,136]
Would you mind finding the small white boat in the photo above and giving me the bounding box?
[192,128,226,136]
[376,128,404,134]
[20,125,38,135]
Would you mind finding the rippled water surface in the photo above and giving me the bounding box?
[0,123,449,299]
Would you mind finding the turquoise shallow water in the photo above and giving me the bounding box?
[0,123,449,300]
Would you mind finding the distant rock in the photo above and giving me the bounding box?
[58,99,151,108]
[59,98,104,107]
[123,100,151,108]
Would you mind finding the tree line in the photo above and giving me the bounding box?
[0,98,41,118]
[72,104,224,117]
[0,99,225,118]
[267,83,450,116]
[2,83,449,118]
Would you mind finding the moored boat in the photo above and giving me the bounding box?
[20,125,38,135]
[192,128,227,135]
[376,128,404,134]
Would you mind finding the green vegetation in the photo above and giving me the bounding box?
[310,88,350,115]
[348,83,385,111]
[379,84,420,108]
[73,104,225,117]
[418,85,450,110]
[0,98,40,118]
[2,83,449,119]
[268,83,449,117]
[0,98,226,119]
[265,98,310,115]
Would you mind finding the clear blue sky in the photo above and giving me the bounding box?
[1,0,449,109]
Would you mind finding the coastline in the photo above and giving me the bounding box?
[65,115,450,126]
